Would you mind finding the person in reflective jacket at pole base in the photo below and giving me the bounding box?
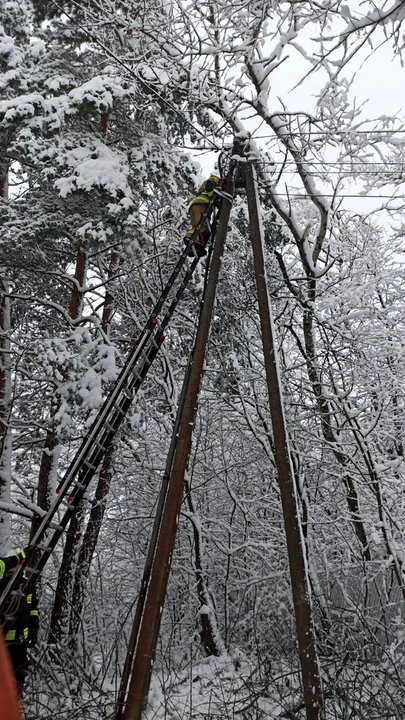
[184,174,221,257]
[0,547,38,694]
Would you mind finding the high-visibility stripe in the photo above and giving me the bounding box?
[30,610,39,617]
[27,594,32,604]
[191,194,211,205]
[0,560,5,578]
[6,627,30,642]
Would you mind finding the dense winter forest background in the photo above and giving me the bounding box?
[2,0,405,718]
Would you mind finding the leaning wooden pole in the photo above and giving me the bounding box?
[245,160,323,720]
[115,361,191,720]
[122,171,235,720]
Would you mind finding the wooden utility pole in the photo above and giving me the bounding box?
[121,171,235,720]
[115,362,191,719]
[245,160,323,720]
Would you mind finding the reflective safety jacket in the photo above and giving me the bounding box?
[0,548,28,579]
[0,575,39,645]
[189,175,221,207]
[0,555,19,579]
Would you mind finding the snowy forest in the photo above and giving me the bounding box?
[2,0,405,718]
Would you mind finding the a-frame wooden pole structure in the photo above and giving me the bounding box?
[118,152,323,720]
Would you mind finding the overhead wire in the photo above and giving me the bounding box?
[256,193,405,199]
[249,169,405,174]
[190,156,405,167]
[253,129,405,138]
[47,0,405,208]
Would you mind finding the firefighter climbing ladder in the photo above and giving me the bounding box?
[0,181,229,623]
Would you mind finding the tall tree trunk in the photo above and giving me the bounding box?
[30,248,87,547]
[48,503,83,645]
[276,244,371,560]
[49,111,118,645]
[68,250,119,647]
[0,162,11,547]
[184,477,224,656]
[47,248,87,644]
[68,445,114,644]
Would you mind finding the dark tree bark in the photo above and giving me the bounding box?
[47,248,87,644]
[68,445,114,644]
[183,477,223,656]
[67,249,119,647]
[31,248,88,547]
[49,111,116,644]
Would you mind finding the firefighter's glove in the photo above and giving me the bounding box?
[16,546,32,564]
[28,631,38,648]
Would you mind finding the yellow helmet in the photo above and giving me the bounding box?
[205,175,221,193]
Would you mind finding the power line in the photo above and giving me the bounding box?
[52,1,405,195]
[51,0,405,152]
[259,192,405,199]
[260,170,405,175]
[189,150,405,168]
[192,142,405,170]
[264,161,405,167]
[253,129,405,138]
[47,1,405,212]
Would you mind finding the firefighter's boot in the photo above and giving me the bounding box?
[184,230,208,257]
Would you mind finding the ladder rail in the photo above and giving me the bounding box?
[32,252,201,574]
[33,332,167,575]
[0,197,217,615]
[27,196,218,547]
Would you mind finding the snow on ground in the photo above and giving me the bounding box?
[25,652,293,719]
[145,655,286,720]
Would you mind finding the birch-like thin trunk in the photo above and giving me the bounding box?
[0,163,12,548]
[50,113,118,645]
[184,477,224,656]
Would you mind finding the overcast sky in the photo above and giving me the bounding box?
[192,15,405,228]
